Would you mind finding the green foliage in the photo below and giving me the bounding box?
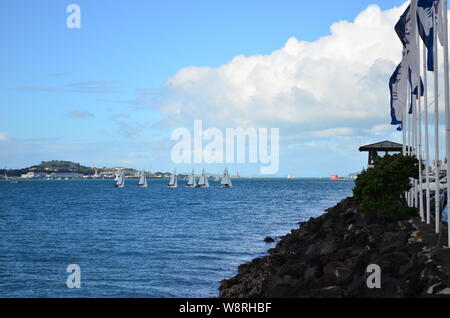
[32,160,94,174]
[353,154,419,219]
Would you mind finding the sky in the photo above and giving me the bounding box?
[0,0,431,177]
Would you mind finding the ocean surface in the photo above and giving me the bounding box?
[0,178,354,297]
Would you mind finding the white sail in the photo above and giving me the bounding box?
[137,170,148,188]
[197,169,210,188]
[221,168,232,188]
[236,169,240,179]
[186,169,197,188]
[115,171,125,188]
[4,168,8,181]
[168,170,178,188]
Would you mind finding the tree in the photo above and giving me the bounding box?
[353,154,419,219]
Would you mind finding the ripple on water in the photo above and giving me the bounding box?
[0,179,354,297]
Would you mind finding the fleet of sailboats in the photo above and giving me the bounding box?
[111,168,234,189]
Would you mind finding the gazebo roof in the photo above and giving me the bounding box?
[359,140,407,152]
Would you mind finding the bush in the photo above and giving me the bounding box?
[353,154,419,219]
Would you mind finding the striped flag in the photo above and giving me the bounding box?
[417,0,436,71]
[395,1,422,94]
[390,61,408,130]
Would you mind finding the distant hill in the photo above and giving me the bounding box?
[1,161,176,178]
[29,160,95,175]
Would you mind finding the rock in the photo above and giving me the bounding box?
[312,286,343,298]
[379,232,409,254]
[381,252,410,275]
[219,197,442,298]
[305,244,317,257]
[319,240,337,256]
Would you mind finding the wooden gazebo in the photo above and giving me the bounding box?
[359,140,412,166]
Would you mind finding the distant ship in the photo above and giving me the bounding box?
[221,168,233,188]
[167,170,178,188]
[287,175,297,179]
[186,169,197,188]
[137,170,148,188]
[197,169,210,188]
[330,174,345,181]
[115,170,125,188]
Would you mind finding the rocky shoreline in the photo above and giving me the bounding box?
[219,197,450,298]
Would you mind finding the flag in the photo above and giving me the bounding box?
[409,66,425,96]
[395,1,421,93]
[390,61,408,129]
[436,0,446,46]
[417,0,436,71]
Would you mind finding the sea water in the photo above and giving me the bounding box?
[0,179,354,297]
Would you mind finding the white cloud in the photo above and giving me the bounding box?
[69,110,95,119]
[309,127,356,138]
[0,133,8,141]
[155,2,409,136]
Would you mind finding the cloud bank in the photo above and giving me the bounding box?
[155,3,408,140]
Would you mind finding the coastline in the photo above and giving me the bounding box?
[219,197,450,298]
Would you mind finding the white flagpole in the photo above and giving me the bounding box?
[413,93,419,208]
[417,32,425,221]
[424,42,432,225]
[406,90,411,206]
[442,0,450,246]
[433,4,441,234]
[403,106,407,156]
[408,100,412,157]
[409,92,414,207]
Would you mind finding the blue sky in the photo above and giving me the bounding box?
[0,0,408,176]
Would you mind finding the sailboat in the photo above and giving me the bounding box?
[236,169,241,179]
[167,170,178,188]
[214,175,220,182]
[137,170,148,188]
[197,168,210,188]
[186,169,197,188]
[221,168,233,188]
[115,170,125,188]
[4,168,8,181]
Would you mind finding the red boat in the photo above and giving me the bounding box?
[330,174,345,180]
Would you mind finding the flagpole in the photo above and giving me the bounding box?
[406,90,412,206]
[413,92,419,208]
[442,0,450,246]
[403,106,407,156]
[409,92,414,207]
[433,4,441,234]
[417,33,424,221]
[424,42,432,225]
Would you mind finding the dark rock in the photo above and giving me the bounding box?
[312,286,344,298]
[261,277,301,298]
[379,232,409,254]
[319,240,338,256]
[219,197,441,298]
[264,236,275,243]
